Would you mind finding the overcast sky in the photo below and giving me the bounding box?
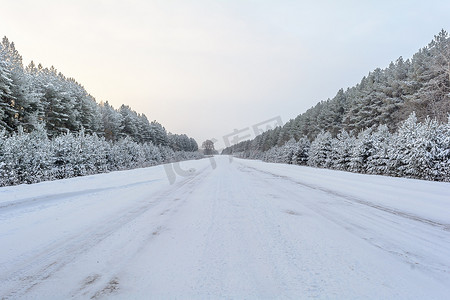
[2,0,449,148]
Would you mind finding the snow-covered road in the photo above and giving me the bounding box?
[1,156,449,299]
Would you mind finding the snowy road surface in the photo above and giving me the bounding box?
[1,156,450,299]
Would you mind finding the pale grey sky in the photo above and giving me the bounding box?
[2,0,449,148]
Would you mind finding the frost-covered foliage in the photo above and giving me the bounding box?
[223,30,450,181]
[0,125,53,185]
[0,125,203,187]
[230,113,450,182]
[232,137,311,167]
[387,113,450,181]
[349,128,374,174]
[332,130,355,171]
[223,30,450,153]
[292,136,310,166]
[0,37,198,151]
[366,125,391,175]
[0,36,202,186]
[308,132,332,168]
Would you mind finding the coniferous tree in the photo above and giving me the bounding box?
[100,101,123,141]
[308,131,332,168]
[333,130,355,171]
[349,128,374,173]
[292,136,310,166]
[366,124,392,175]
[0,51,17,131]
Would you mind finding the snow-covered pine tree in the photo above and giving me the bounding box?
[308,131,332,168]
[119,105,140,141]
[0,52,17,131]
[411,30,450,123]
[292,136,310,166]
[392,114,447,180]
[278,139,297,164]
[158,145,175,163]
[53,131,76,178]
[366,124,392,175]
[333,130,355,171]
[22,61,45,132]
[349,128,373,174]
[387,113,419,178]
[150,121,169,146]
[39,67,74,136]
[142,142,162,166]
[434,116,450,181]
[100,101,123,141]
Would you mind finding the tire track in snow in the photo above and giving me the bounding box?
[0,165,212,299]
[236,162,450,280]
[239,164,450,230]
[0,179,161,214]
[193,161,322,297]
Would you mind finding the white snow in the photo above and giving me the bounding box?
[1,156,449,299]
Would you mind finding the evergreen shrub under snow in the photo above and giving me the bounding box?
[0,124,203,187]
[230,113,450,182]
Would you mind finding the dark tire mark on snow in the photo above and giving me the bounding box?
[152,226,165,236]
[82,274,101,287]
[75,273,102,297]
[284,209,301,216]
[91,277,119,299]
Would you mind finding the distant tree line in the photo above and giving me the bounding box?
[223,30,450,181]
[0,36,198,152]
[226,114,450,181]
[0,36,202,186]
[0,124,203,187]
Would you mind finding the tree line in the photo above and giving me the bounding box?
[223,30,450,181]
[0,36,198,152]
[0,36,203,186]
[0,124,202,187]
[226,114,450,181]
